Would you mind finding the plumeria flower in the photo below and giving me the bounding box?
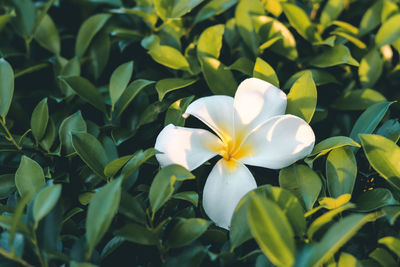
[155,78,315,230]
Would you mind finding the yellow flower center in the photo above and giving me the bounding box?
[215,129,253,163]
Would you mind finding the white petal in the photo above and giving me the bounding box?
[236,115,315,169]
[234,78,287,133]
[202,159,257,230]
[183,96,235,143]
[155,124,223,171]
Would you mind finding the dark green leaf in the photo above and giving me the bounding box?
[0,174,16,199]
[167,218,211,248]
[156,78,197,101]
[59,111,87,155]
[109,61,134,108]
[355,188,398,212]
[332,89,386,110]
[164,96,195,127]
[34,14,60,55]
[31,98,49,142]
[115,223,157,245]
[0,58,14,119]
[15,156,45,198]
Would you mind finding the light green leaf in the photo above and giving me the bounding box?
[310,44,359,67]
[230,185,305,250]
[200,56,237,96]
[40,118,56,152]
[338,252,363,267]
[120,148,157,179]
[369,247,397,267]
[283,69,339,90]
[379,237,400,258]
[331,31,367,49]
[167,218,211,248]
[332,89,386,110]
[114,79,155,119]
[86,178,122,256]
[253,57,279,87]
[60,76,107,113]
[59,111,87,155]
[286,71,317,123]
[360,134,400,190]
[359,50,383,88]
[226,57,254,76]
[172,191,199,207]
[194,0,238,24]
[375,13,400,47]
[149,165,194,215]
[15,156,45,198]
[0,58,14,119]
[305,136,360,166]
[156,78,197,101]
[197,24,225,59]
[350,101,392,144]
[308,202,355,239]
[359,0,383,36]
[164,95,195,127]
[309,213,377,266]
[154,0,204,20]
[109,61,134,108]
[282,3,321,42]
[320,0,345,27]
[247,195,295,267]
[326,147,357,198]
[355,188,398,212]
[279,164,322,210]
[31,98,49,142]
[104,155,133,178]
[148,45,190,71]
[33,184,62,228]
[75,14,111,57]
[71,132,109,179]
[34,14,60,55]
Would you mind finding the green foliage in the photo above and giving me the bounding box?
[0,0,399,266]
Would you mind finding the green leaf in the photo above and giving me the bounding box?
[338,252,363,267]
[11,0,36,38]
[282,3,321,42]
[0,58,14,119]
[283,69,338,90]
[332,89,386,110]
[379,237,400,258]
[33,184,62,228]
[375,13,400,47]
[200,56,237,96]
[286,71,317,123]
[320,0,345,27]
[309,44,359,67]
[115,223,157,245]
[253,57,279,87]
[87,29,110,81]
[59,111,87,155]
[154,0,204,20]
[279,164,322,210]
[359,50,383,88]
[355,188,398,212]
[40,118,56,152]
[75,14,111,57]
[71,132,109,179]
[326,147,357,198]
[167,218,211,248]
[247,194,295,267]
[149,165,195,215]
[109,61,134,108]
[0,174,16,199]
[15,156,45,198]
[382,206,400,225]
[60,76,107,113]
[30,98,49,142]
[120,148,157,179]
[104,155,133,177]
[230,185,305,250]
[350,101,392,144]
[164,96,195,126]
[156,78,197,101]
[369,247,397,267]
[359,0,383,36]
[226,57,254,76]
[172,191,199,207]
[331,31,367,49]
[308,202,355,239]
[305,136,360,166]
[148,45,190,71]
[360,134,400,190]
[197,24,225,58]
[309,213,377,266]
[86,178,122,255]
[34,14,60,55]
[235,0,265,55]
[194,0,238,24]
[114,79,155,119]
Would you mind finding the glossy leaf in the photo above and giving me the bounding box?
[109,61,134,108]
[154,0,204,20]
[15,156,45,198]
[197,24,225,58]
[286,71,317,123]
[375,13,400,47]
[332,89,386,110]
[59,111,87,155]
[359,50,383,88]
[31,98,49,142]
[115,223,157,245]
[320,0,345,27]
[0,58,14,118]
[33,184,62,228]
[164,96,195,126]
[34,14,60,55]
[194,0,237,23]
[156,78,197,101]
[253,57,279,87]
[148,45,190,71]
[167,218,211,248]
[309,44,359,67]
[355,188,398,212]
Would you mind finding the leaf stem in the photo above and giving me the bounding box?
[0,247,34,267]
[0,117,22,151]
[32,230,48,267]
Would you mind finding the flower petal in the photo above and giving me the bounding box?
[234,78,287,133]
[237,115,315,169]
[203,159,257,230]
[155,124,223,171]
[183,95,235,143]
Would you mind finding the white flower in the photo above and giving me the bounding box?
[155,78,315,229]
